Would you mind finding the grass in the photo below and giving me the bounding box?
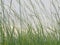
[0,0,60,45]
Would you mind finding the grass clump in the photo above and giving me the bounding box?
[0,0,60,45]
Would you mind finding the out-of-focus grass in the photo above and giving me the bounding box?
[0,0,60,45]
[0,24,60,45]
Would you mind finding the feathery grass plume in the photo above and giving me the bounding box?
[0,0,60,45]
